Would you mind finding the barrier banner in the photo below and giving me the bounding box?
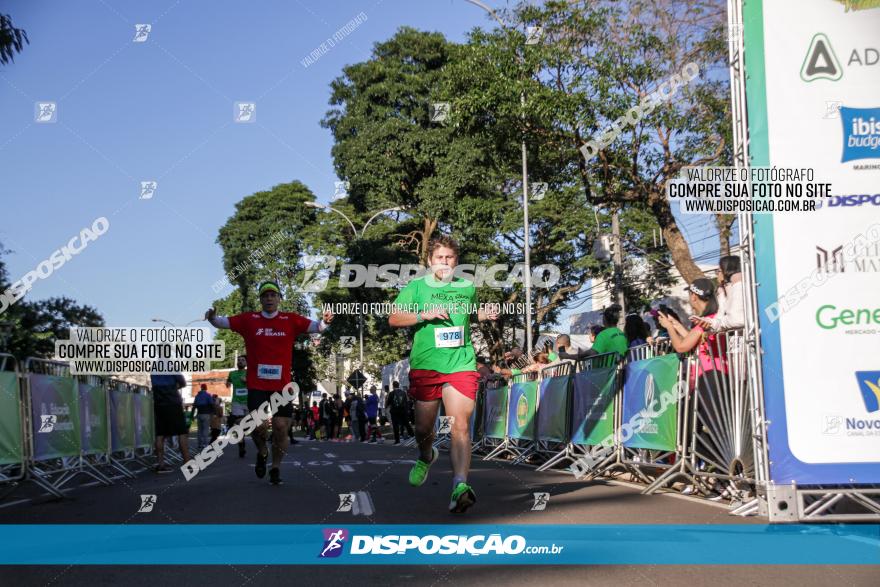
[78,382,109,455]
[571,366,616,446]
[469,389,481,441]
[110,389,136,452]
[29,374,82,460]
[134,393,154,448]
[745,0,880,484]
[483,386,509,439]
[537,375,570,442]
[621,354,680,451]
[507,381,538,441]
[0,371,24,465]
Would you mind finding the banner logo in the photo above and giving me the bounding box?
[531,492,550,511]
[816,245,845,273]
[337,494,355,512]
[856,371,880,413]
[801,33,842,81]
[823,414,843,435]
[516,394,530,428]
[38,415,56,433]
[437,416,454,435]
[319,528,348,558]
[840,106,880,162]
[138,494,157,513]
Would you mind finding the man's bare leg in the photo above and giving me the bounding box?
[413,399,441,463]
[271,416,290,469]
[441,384,475,486]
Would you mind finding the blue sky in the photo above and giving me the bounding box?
[0,0,726,333]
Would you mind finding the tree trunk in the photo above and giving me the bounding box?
[715,214,735,259]
[419,217,438,265]
[649,190,705,284]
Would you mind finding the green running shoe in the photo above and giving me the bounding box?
[408,447,439,487]
[449,482,477,514]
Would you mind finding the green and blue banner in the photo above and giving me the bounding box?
[29,374,81,460]
[570,366,616,446]
[78,382,109,455]
[507,381,538,441]
[483,386,509,439]
[110,389,136,452]
[537,375,570,442]
[0,371,23,465]
[134,392,154,449]
[0,524,876,565]
[621,354,680,451]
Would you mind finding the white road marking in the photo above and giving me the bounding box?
[352,491,374,516]
[339,465,354,472]
[324,453,337,458]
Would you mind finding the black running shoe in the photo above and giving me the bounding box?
[255,452,267,478]
[269,467,281,485]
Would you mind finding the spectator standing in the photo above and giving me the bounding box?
[388,382,413,444]
[150,372,191,473]
[350,393,362,442]
[365,386,380,443]
[695,255,745,332]
[624,314,651,348]
[189,384,214,451]
[209,395,223,443]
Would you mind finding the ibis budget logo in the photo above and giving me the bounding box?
[516,394,530,428]
[840,107,880,162]
[856,371,880,413]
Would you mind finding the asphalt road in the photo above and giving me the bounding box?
[1,435,877,586]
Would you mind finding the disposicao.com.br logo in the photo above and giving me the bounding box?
[294,257,560,292]
[318,529,563,558]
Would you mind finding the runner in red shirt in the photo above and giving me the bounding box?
[205,281,333,484]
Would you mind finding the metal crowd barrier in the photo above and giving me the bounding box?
[536,352,618,472]
[0,353,26,491]
[24,358,110,497]
[0,355,162,501]
[469,331,759,511]
[483,371,538,462]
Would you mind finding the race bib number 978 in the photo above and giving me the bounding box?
[434,326,464,348]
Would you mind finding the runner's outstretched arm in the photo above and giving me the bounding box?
[204,308,229,329]
[306,309,334,332]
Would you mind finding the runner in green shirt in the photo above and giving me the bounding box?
[226,355,249,457]
[389,235,499,513]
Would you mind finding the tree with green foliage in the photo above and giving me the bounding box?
[0,243,104,360]
[213,181,322,392]
[472,0,731,285]
[0,14,28,66]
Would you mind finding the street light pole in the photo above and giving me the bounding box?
[305,202,403,368]
[465,0,533,351]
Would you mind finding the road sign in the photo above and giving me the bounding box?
[347,369,367,390]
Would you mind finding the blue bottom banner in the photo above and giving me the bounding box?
[0,524,878,565]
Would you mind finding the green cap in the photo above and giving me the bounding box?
[258,281,282,297]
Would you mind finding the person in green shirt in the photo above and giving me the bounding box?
[389,235,498,514]
[226,355,249,457]
[586,304,628,358]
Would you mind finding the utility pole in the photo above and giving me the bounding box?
[611,209,626,326]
